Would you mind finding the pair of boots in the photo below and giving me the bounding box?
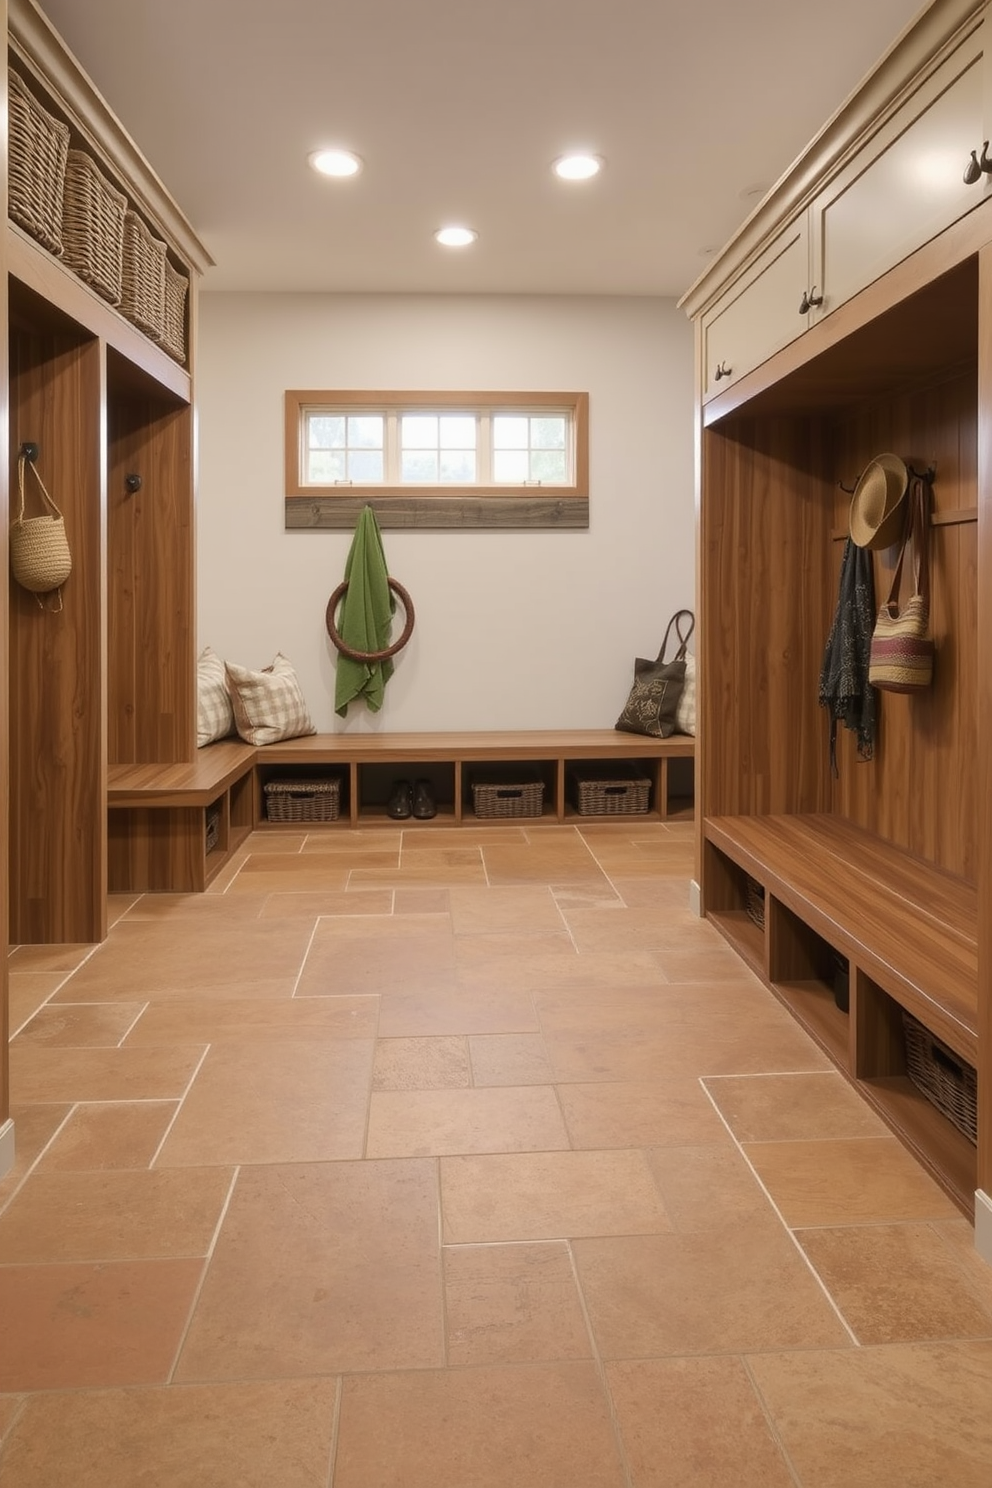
[386,778,436,820]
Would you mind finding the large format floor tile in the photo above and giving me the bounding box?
[0,1379,339,1488]
[443,1241,591,1366]
[155,1041,374,1166]
[175,1160,443,1379]
[366,1085,569,1157]
[333,1364,626,1488]
[748,1340,992,1487]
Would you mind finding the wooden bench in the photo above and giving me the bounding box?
[108,741,257,892]
[703,812,977,1213]
[107,729,694,892]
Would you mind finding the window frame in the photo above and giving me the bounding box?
[284,389,589,531]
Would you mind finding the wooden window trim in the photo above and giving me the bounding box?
[284,389,589,531]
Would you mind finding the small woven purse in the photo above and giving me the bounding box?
[868,475,934,692]
[10,452,72,609]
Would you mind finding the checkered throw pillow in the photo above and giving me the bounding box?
[675,652,696,736]
[197,646,235,747]
[225,653,316,746]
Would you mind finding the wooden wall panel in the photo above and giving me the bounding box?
[8,326,106,943]
[700,417,834,830]
[107,382,194,765]
[976,243,992,1200]
[1,37,9,1137]
[828,371,978,880]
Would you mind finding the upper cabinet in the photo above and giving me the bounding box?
[811,11,989,317]
[686,0,990,402]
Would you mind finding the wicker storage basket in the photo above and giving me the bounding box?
[471,771,545,820]
[569,763,650,816]
[61,149,127,304]
[120,209,166,337]
[264,778,341,823]
[745,875,765,929]
[159,257,189,362]
[902,1011,977,1144]
[8,68,70,255]
[205,806,221,854]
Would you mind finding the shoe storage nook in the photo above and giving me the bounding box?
[680,0,992,1236]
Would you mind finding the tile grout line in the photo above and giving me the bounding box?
[7,944,106,1039]
[0,1104,78,1222]
[165,1163,241,1384]
[115,1002,151,1048]
[565,1237,635,1488]
[436,1156,450,1370]
[147,1046,212,1170]
[740,1354,806,1488]
[697,1079,861,1347]
[289,916,325,999]
[324,1375,343,1488]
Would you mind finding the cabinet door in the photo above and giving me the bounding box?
[701,214,811,401]
[812,18,989,318]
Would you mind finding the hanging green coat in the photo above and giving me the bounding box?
[333,506,396,716]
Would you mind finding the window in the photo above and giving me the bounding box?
[285,390,589,530]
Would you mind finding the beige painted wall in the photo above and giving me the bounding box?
[196,292,694,732]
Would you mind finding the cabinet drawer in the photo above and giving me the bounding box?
[701,215,810,400]
[813,18,989,316]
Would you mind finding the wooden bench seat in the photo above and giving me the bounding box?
[706,813,977,1059]
[704,812,978,1215]
[106,728,694,893]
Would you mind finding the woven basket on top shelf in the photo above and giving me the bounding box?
[120,208,166,338]
[60,149,127,305]
[159,257,189,362]
[8,67,70,256]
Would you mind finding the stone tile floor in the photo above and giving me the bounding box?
[1,820,991,1486]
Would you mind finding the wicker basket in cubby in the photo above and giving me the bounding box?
[568,763,650,816]
[8,67,70,256]
[61,149,127,304]
[120,208,167,338]
[902,1011,977,1145]
[264,778,341,823]
[471,772,545,820]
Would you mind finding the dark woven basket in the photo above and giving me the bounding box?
[569,764,651,816]
[264,778,341,823]
[902,1011,977,1144]
[8,68,70,256]
[745,875,765,929]
[61,149,127,304]
[471,774,545,819]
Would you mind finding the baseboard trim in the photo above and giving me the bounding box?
[975,1189,992,1267]
[0,1118,14,1183]
[689,879,701,917]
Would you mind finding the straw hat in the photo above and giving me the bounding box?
[849,453,909,549]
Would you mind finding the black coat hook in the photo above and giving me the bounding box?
[19,441,39,463]
[124,473,142,493]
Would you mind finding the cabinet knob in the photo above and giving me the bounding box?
[965,148,983,185]
[714,361,732,381]
[799,287,823,315]
[982,141,992,175]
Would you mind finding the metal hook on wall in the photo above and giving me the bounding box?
[19,441,39,464]
[124,473,142,494]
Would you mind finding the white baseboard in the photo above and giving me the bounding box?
[975,1189,992,1267]
[688,879,701,917]
[0,1118,14,1183]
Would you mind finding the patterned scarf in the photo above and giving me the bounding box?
[818,538,877,776]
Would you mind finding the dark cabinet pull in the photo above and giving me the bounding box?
[714,361,732,381]
[965,142,992,183]
[981,141,992,174]
[799,286,823,315]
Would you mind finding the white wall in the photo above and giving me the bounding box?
[196,293,694,733]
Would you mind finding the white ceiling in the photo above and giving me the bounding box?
[34,0,927,298]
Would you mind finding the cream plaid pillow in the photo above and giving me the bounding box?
[197,646,235,747]
[225,653,316,746]
[675,652,696,736]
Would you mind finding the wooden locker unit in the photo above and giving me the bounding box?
[681,0,992,1233]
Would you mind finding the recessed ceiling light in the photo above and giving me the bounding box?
[553,154,603,181]
[308,149,363,178]
[434,226,478,247]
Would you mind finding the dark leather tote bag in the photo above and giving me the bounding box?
[615,609,695,738]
